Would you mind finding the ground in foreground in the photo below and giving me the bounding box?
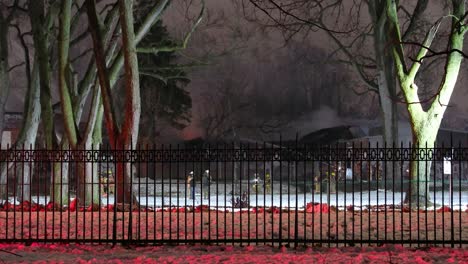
[0,243,468,263]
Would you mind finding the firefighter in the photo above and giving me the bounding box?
[202,169,211,199]
[252,173,261,194]
[187,171,195,200]
[264,170,271,194]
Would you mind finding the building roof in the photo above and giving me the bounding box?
[299,126,365,145]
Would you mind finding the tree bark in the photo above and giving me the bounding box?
[51,153,69,206]
[368,1,399,144]
[116,0,141,204]
[0,11,9,146]
[370,1,400,182]
[85,0,119,144]
[119,0,141,148]
[15,62,41,202]
[58,0,78,147]
[0,61,41,202]
[30,0,55,149]
[86,0,144,204]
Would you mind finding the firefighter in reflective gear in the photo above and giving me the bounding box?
[101,170,114,196]
[264,170,271,194]
[252,173,261,194]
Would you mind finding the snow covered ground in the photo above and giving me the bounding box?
[3,188,468,211]
[112,190,468,211]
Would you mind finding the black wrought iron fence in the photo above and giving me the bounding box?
[0,142,467,247]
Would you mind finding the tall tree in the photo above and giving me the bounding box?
[30,0,57,149]
[386,0,467,206]
[86,0,204,203]
[53,0,175,206]
[0,4,12,202]
[0,1,42,202]
[137,20,192,145]
[1,0,203,205]
[0,3,15,146]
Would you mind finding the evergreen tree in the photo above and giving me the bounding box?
[135,4,192,144]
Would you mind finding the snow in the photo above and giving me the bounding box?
[105,190,468,211]
[3,188,468,211]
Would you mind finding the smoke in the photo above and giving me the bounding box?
[284,105,344,138]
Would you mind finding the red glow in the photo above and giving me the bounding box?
[181,125,204,140]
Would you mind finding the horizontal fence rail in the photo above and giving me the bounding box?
[1,146,468,162]
[0,143,467,247]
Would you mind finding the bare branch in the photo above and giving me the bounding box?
[325,30,378,89]
[58,0,80,147]
[248,0,355,34]
[70,29,90,47]
[401,0,429,41]
[100,2,118,15]
[70,1,86,34]
[85,0,119,142]
[139,71,167,84]
[11,23,31,86]
[404,42,468,62]
[137,1,205,54]
[8,61,24,72]
[141,62,210,71]
[407,18,442,82]
[71,48,93,63]
[107,0,170,86]
[5,0,20,22]
[386,0,408,78]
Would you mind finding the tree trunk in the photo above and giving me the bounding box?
[370,1,399,146]
[0,54,41,202]
[0,161,8,202]
[85,147,100,206]
[378,72,398,146]
[0,11,10,146]
[30,0,55,149]
[75,152,100,206]
[15,62,41,202]
[86,0,171,205]
[377,69,400,181]
[48,0,75,207]
[90,109,104,205]
[116,0,141,204]
[118,0,141,147]
[51,158,69,206]
[404,127,437,207]
[77,107,102,207]
[369,1,400,189]
[58,0,78,147]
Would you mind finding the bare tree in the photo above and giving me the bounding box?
[0,1,42,202]
[0,1,17,146]
[87,0,204,204]
[242,0,436,146]
[0,0,204,206]
[386,0,467,206]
